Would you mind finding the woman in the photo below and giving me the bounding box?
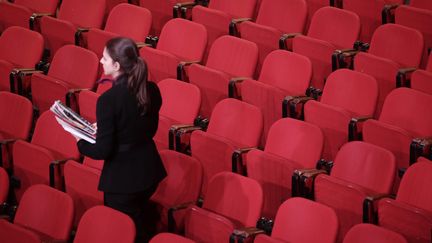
[76,37,166,242]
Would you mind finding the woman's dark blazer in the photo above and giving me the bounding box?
[77,75,166,193]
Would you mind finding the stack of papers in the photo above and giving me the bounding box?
[50,100,96,144]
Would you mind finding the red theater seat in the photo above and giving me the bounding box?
[377,158,432,243]
[184,172,263,243]
[246,118,323,219]
[140,18,207,82]
[74,205,135,243]
[189,35,258,117]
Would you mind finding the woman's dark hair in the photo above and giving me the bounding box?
[106,37,149,115]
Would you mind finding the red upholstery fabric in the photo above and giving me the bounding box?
[12,111,80,200]
[354,24,423,117]
[304,0,331,29]
[189,36,258,117]
[0,167,8,204]
[343,224,407,243]
[292,7,360,89]
[378,159,432,243]
[151,150,202,231]
[314,141,396,242]
[31,45,99,112]
[14,184,74,241]
[363,88,432,170]
[155,79,201,150]
[255,197,338,243]
[150,233,195,243]
[139,0,191,35]
[64,160,103,226]
[87,3,151,58]
[410,0,432,10]
[185,172,263,243]
[241,50,311,146]
[0,91,33,140]
[191,99,262,196]
[343,0,404,42]
[191,0,257,50]
[40,0,105,56]
[78,81,113,123]
[411,69,432,95]
[140,18,207,82]
[0,219,41,243]
[74,205,135,243]
[396,6,432,69]
[0,0,57,31]
[0,26,44,91]
[247,118,323,218]
[238,0,307,77]
[304,69,378,160]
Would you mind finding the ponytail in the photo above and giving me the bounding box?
[127,57,149,115]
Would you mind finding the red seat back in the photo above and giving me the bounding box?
[0,91,33,140]
[32,111,80,159]
[157,18,208,62]
[57,0,105,28]
[209,0,257,19]
[203,172,263,226]
[47,45,99,88]
[255,0,307,33]
[332,141,396,194]
[307,7,361,49]
[269,198,338,243]
[396,158,432,212]
[368,24,424,68]
[104,3,151,42]
[343,224,407,243]
[379,88,432,137]
[206,35,258,77]
[207,98,262,147]
[258,50,311,94]
[0,26,44,67]
[321,69,378,116]
[265,118,323,168]
[74,205,135,243]
[14,184,74,241]
[158,78,201,124]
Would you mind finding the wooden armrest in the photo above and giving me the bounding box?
[29,12,53,30]
[363,193,389,223]
[332,48,359,71]
[66,88,91,107]
[75,28,90,46]
[177,2,198,19]
[228,77,249,98]
[49,158,75,187]
[231,227,266,242]
[168,201,196,232]
[382,3,400,24]
[396,67,417,87]
[232,147,256,173]
[175,126,203,153]
[348,116,373,141]
[229,18,252,36]
[168,124,194,150]
[410,137,432,165]
[177,60,200,81]
[10,68,43,94]
[282,95,312,119]
[353,40,370,51]
[136,42,152,48]
[279,33,301,50]
[292,168,327,198]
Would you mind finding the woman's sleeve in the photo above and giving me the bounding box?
[77,93,115,160]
